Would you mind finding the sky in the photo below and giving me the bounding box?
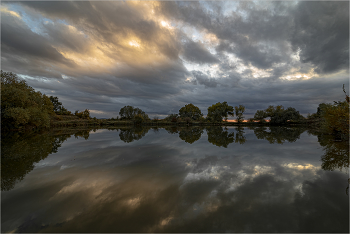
[1,1,349,118]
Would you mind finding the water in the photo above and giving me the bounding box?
[1,126,349,233]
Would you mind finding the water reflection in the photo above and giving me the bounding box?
[253,126,307,144]
[118,126,151,143]
[308,129,350,194]
[164,126,204,144]
[1,131,70,191]
[1,126,349,233]
[179,127,204,144]
[235,126,246,145]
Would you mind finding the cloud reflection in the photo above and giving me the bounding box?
[1,127,348,233]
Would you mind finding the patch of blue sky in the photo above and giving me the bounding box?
[182,58,223,80]
[200,1,240,17]
[181,25,203,42]
[6,3,54,37]
[19,74,58,82]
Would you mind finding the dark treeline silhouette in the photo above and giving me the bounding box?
[252,126,307,144]
[2,70,348,144]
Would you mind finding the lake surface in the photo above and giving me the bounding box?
[1,126,349,233]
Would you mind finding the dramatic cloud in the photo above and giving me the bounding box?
[291,1,349,73]
[1,1,348,118]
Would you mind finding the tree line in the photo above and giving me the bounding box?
[1,70,349,140]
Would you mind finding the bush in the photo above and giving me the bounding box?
[134,114,144,125]
[75,109,91,119]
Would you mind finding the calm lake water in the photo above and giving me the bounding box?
[1,126,349,233]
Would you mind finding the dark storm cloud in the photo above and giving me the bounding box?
[215,39,285,69]
[41,22,90,54]
[191,70,218,88]
[1,12,75,78]
[159,1,349,73]
[181,40,219,64]
[1,14,74,66]
[159,1,294,69]
[291,1,349,73]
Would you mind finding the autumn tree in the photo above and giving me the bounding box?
[1,70,54,130]
[322,101,349,139]
[207,101,234,123]
[178,103,203,120]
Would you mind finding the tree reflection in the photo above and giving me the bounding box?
[1,131,79,191]
[320,139,349,172]
[74,130,90,140]
[164,126,179,134]
[254,126,306,144]
[235,126,246,145]
[308,129,350,194]
[178,127,204,144]
[119,126,151,143]
[206,126,234,148]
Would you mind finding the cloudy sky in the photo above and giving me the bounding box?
[1,1,349,118]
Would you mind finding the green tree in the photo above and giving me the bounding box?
[270,107,305,124]
[316,103,332,118]
[253,105,304,124]
[119,106,149,121]
[1,70,54,130]
[234,105,245,123]
[253,110,267,123]
[207,101,234,123]
[178,103,203,120]
[49,96,71,115]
